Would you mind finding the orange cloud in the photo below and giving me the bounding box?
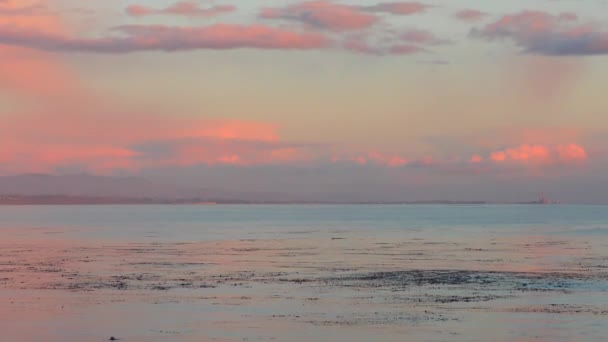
[0,112,293,173]
[490,151,507,162]
[557,144,588,162]
[183,120,280,142]
[488,144,588,165]
[507,145,551,162]
[470,155,484,163]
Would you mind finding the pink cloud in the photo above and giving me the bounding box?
[164,143,316,167]
[0,23,331,53]
[387,157,409,167]
[0,1,87,100]
[455,9,487,22]
[0,2,439,56]
[490,151,507,163]
[507,145,551,162]
[400,29,444,44]
[0,142,142,174]
[218,155,242,165]
[126,1,236,18]
[487,144,588,165]
[470,155,484,163]
[355,156,368,165]
[557,144,588,162]
[260,1,430,32]
[344,26,444,56]
[260,1,378,31]
[125,5,151,17]
[186,120,280,142]
[343,35,426,55]
[334,152,410,167]
[330,143,592,171]
[343,34,382,55]
[0,106,305,173]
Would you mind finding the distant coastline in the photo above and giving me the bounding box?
[0,174,601,205]
[0,195,244,205]
[0,195,582,205]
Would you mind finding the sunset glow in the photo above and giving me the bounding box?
[1,0,607,202]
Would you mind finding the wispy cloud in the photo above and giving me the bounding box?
[400,29,446,45]
[488,144,588,165]
[260,1,429,31]
[473,10,608,56]
[0,112,297,174]
[126,1,236,18]
[0,23,331,53]
[260,1,379,32]
[454,9,487,22]
[365,2,430,16]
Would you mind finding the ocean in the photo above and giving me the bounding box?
[1,205,607,341]
[2,204,608,240]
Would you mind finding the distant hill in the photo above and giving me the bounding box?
[0,174,207,199]
[0,174,494,205]
[0,174,295,203]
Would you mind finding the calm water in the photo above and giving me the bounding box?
[1,205,607,341]
[1,204,607,241]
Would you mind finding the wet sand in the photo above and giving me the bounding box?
[1,226,607,341]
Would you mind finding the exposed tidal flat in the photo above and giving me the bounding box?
[1,205,607,341]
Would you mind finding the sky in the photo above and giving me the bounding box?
[1,0,608,203]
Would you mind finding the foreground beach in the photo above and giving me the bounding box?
[1,205,607,341]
